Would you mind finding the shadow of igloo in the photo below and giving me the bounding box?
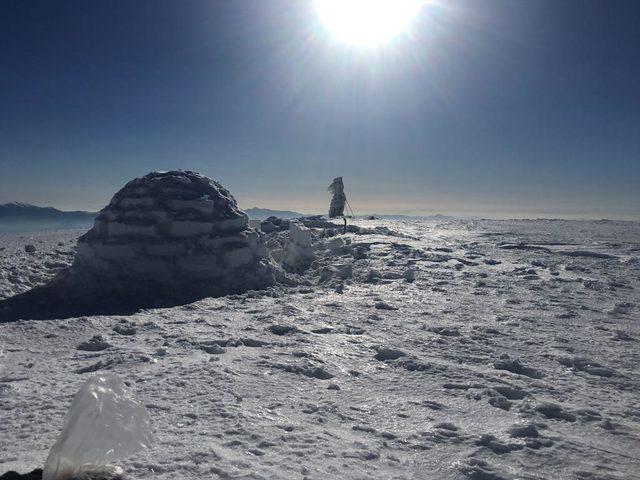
[0,171,275,322]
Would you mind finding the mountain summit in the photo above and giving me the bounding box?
[0,203,96,233]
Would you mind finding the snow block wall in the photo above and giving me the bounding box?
[73,171,274,296]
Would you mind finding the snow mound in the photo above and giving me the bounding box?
[73,171,274,296]
[43,374,152,480]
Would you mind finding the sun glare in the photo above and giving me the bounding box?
[314,0,423,47]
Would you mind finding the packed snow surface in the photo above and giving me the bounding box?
[1,219,639,479]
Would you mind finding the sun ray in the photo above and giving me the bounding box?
[314,0,424,47]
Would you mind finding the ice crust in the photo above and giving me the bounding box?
[42,374,152,480]
[1,219,639,479]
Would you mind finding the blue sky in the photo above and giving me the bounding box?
[1,0,639,218]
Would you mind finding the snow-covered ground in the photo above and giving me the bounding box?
[1,219,639,479]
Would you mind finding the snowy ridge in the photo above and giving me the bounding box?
[0,203,96,233]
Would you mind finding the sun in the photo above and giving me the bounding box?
[314,0,423,47]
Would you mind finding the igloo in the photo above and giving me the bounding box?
[73,171,274,299]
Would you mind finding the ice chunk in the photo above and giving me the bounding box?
[281,221,315,272]
[248,219,262,230]
[43,374,153,480]
[289,221,312,248]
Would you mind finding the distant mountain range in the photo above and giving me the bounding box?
[360,213,455,221]
[0,203,306,233]
[244,207,305,219]
[0,202,455,234]
[0,202,96,233]
[244,208,455,221]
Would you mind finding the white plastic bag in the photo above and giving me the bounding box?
[43,374,153,480]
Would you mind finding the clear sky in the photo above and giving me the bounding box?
[1,0,639,219]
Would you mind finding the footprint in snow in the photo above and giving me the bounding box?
[199,342,226,355]
[373,347,405,361]
[487,395,512,411]
[112,323,137,336]
[475,434,523,454]
[269,361,334,380]
[374,301,398,310]
[268,324,303,336]
[429,326,461,337]
[534,402,576,422]
[558,357,616,377]
[493,386,528,400]
[508,423,539,438]
[612,330,634,341]
[77,335,113,352]
[494,355,543,379]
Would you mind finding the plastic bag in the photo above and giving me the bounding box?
[43,374,153,480]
